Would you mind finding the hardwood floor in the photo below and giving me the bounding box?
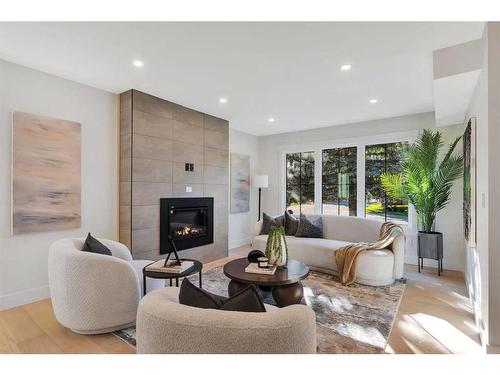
[0,245,483,354]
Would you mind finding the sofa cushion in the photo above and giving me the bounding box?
[284,210,299,236]
[260,213,284,234]
[82,233,112,256]
[295,214,323,238]
[312,215,381,242]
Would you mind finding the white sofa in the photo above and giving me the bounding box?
[253,215,405,286]
[48,238,164,334]
[136,287,317,354]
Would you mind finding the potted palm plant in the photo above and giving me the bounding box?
[381,129,463,275]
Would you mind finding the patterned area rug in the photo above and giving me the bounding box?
[114,267,405,353]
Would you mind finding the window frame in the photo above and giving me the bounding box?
[321,146,358,216]
[278,130,418,230]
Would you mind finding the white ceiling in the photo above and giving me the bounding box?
[0,22,484,136]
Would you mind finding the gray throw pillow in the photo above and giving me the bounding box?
[295,214,323,238]
[284,210,299,236]
[260,212,284,234]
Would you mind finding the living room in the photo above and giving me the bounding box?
[1,1,499,372]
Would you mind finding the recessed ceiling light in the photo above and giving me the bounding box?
[219,97,228,103]
[369,99,378,104]
[340,64,352,71]
[268,117,275,123]
[133,60,144,68]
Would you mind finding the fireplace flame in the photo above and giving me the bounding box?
[176,226,203,237]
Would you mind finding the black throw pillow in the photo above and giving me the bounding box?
[82,233,112,256]
[284,210,299,236]
[260,212,284,235]
[295,214,324,238]
[219,285,266,313]
[179,279,266,313]
[179,278,227,309]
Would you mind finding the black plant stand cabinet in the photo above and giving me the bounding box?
[418,231,444,276]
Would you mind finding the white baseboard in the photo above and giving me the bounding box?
[229,237,252,250]
[0,285,50,311]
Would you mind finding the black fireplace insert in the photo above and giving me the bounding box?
[160,197,214,254]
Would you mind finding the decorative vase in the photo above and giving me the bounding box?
[265,226,288,269]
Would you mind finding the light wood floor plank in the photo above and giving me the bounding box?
[0,306,45,343]
[0,328,21,353]
[23,299,66,337]
[16,335,62,354]
[49,330,108,354]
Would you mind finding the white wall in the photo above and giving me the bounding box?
[462,22,500,353]
[228,129,260,249]
[258,112,465,271]
[0,59,117,310]
[463,28,489,347]
[487,22,500,354]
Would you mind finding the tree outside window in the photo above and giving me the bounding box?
[286,152,315,214]
[365,142,408,224]
[322,147,357,216]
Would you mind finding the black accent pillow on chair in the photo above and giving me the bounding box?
[179,278,227,309]
[260,212,285,234]
[219,285,266,313]
[179,278,266,312]
[82,233,112,256]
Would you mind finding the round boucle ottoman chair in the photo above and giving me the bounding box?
[136,287,317,354]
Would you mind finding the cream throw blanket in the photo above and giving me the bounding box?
[335,222,404,286]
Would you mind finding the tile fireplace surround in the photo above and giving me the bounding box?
[119,89,229,262]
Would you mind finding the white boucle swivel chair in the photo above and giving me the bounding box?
[48,238,164,334]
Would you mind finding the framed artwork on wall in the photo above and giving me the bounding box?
[463,117,477,246]
[12,111,81,234]
[230,152,250,214]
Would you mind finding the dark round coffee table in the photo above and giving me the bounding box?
[142,258,202,297]
[223,258,309,307]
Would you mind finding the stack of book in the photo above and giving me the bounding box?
[146,259,194,274]
[245,262,277,275]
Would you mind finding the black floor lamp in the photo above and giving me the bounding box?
[254,175,268,221]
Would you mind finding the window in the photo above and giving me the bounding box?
[286,152,315,214]
[365,142,408,224]
[322,147,357,215]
